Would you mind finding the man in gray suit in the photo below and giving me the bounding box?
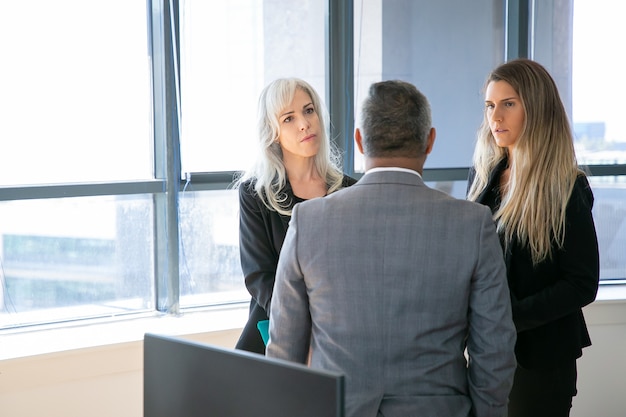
[266,80,516,417]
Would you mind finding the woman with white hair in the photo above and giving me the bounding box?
[234,78,356,354]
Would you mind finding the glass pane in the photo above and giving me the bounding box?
[178,189,247,308]
[179,0,327,174]
[0,195,154,329]
[590,177,626,281]
[0,1,152,186]
[572,0,626,164]
[533,0,626,164]
[354,0,505,172]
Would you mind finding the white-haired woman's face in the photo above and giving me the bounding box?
[485,80,525,153]
[276,88,321,161]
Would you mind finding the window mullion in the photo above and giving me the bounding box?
[149,0,182,314]
[327,0,355,176]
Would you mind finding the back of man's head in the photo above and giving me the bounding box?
[360,80,432,158]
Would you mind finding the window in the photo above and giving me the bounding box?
[591,177,626,280]
[531,0,626,281]
[0,1,152,185]
[571,0,626,164]
[178,189,246,308]
[1,0,625,333]
[179,0,327,174]
[0,195,154,328]
[0,0,155,329]
[176,0,328,307]
[532,0,626,164]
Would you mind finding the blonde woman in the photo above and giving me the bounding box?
[467,58,599,417]
[234,78,356,354]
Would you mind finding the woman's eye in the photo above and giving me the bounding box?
[505,101,514,107]
[485,103,494,110]
[305,107,315,114]
[283,116,292,123]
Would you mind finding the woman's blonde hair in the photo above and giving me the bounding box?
[234,78,344,215]
[467,58,582,265]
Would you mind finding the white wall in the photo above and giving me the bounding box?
[571,300,626,417]
[0,329,240,417]
[1,300,625,417]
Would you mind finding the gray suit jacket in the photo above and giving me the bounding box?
[267,170,516,417]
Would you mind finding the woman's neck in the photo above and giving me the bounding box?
[283,158,326,199]
[283,154,318,181]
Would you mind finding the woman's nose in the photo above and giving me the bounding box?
[490,106,503,122]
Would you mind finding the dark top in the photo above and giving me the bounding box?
[235,175,357,354]
[468,158,600,369]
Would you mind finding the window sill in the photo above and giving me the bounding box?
[0,304,249,362]
[596,281,626,301]
[0,284,624,363]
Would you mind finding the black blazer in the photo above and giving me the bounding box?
[468,160,600,369]
[235,175,357,354]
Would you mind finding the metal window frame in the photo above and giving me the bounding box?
[150,0,182,314]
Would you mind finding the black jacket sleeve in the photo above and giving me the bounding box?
[238,183,281,314]
[511,176,600,332]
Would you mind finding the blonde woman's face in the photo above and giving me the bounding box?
[485,80,525,152]
[276,88,321,161]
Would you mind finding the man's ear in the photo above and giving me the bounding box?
[355,128,365,155]
[424,127,436,155]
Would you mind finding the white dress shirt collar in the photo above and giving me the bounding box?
[363,166,422,179]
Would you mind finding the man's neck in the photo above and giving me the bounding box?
[364,156,425,175]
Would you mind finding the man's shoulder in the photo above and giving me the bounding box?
[447,195,493,219]
[417,189,494,229]
[424,186,490,208]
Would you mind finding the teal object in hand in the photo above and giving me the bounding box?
[257,319,270,345]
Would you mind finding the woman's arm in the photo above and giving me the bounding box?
[511,177,600,332]
[238,184,280,314]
